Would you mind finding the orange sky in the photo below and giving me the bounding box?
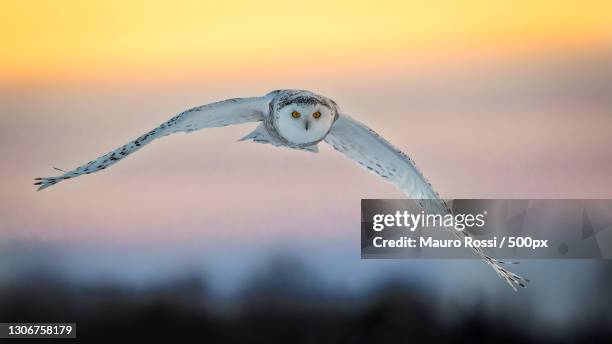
[1,1,611,81]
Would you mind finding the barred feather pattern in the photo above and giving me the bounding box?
[35,97,266,190]
[325,114,529,290]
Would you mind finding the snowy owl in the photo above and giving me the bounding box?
[34,89,528,289]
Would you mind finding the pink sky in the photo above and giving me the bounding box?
[1,49,611,248]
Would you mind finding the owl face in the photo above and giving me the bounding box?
[270,91,338,146]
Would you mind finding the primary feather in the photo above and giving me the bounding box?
[35,96,268,190]
[324,114,529,290]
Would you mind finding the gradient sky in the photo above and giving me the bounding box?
[2,0,611,81]
[1,1,611,250]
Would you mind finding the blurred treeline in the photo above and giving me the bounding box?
[1,256,611,343]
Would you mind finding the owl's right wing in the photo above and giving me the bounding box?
[35,96,270,190]
[325,114,529,290]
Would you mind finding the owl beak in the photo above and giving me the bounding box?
[304,120,310,131]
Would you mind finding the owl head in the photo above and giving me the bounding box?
[267,90,339,147]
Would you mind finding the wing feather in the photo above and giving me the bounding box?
[325,115,446,213]
[35,96,269,190]
[325,114,529,290]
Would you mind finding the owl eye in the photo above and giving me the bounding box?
[291,111,301,119]
[312,111,321,119]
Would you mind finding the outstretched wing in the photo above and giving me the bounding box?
[325,114,446,213]
[325,114,529,290]
[35,96,270,190]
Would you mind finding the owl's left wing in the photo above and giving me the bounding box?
[324,114,529,290]
[324,114,448,214]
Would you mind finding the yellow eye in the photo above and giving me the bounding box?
[312,111,321,119]
[291,111,301,118]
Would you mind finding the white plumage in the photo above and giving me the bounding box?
[35,89,528,289]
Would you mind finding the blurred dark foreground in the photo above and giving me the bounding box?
[1,258,611,344]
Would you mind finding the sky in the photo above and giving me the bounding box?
[2,0,612,243]
[1,0,611,81]
[1,1,612,297]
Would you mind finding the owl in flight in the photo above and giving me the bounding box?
[35,89,528,289]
